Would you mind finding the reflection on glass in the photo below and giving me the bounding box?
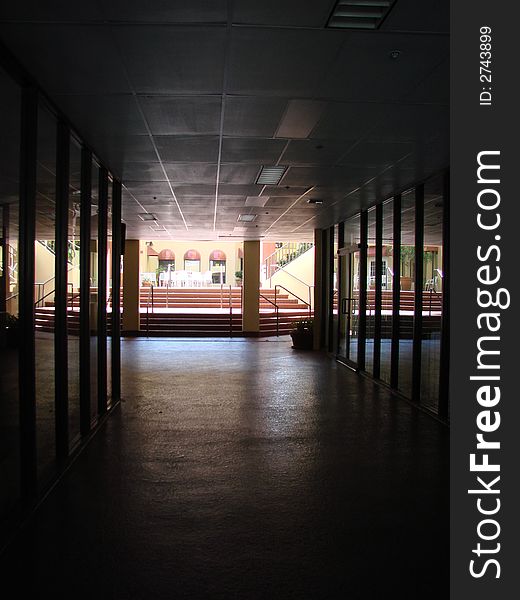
[106,180,113,405]
[365,208,377,374]
[339,215,360,364]
[35,105,57,483]
[90,161,99,424]
[0,67,21,517]
[68,138,82,445]
[380,199,393,384]
[331,225,339,353]
[398,190,416,398]
[421,176,444,412]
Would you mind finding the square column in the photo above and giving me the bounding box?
[242,240,260,334]
[122,239,140,335]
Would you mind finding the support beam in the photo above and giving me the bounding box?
[242,240,260,334]
[122,240,140,335]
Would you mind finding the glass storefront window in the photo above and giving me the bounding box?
[365,208,377,374]
[0,67,21,518]
[90,160,99,424]
[35,104,57,484]
[421,176,444,412]
[67,137,82,445]
[380,199,393,385]
[398,189,416,399]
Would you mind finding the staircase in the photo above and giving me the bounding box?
[140,286,311,337]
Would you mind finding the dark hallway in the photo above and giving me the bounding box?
[2,339,448,599]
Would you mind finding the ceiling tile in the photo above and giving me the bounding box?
[0,24,129,94]
[140,96,222,135]
[223,96,287,137]
[155,136,220,162]
[114,26,226,94]
[221,138,286,164]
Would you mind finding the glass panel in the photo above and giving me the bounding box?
[90,161,99,423]
[398,190,416,398]
[380,199,393,384]
[210,259,226,284]
[67,138,82,445]
[0,67,21,517]
[339,215,360,364]
[106,179,113,406]
[365,208,377,373]
[421,176,444,412]
[35,105,57,484]
[331,225,339,353]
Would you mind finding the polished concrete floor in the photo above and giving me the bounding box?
[1,338,448,599]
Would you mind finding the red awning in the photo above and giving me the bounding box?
[184,249,201,260]
[158,249,175,260]
[147,246,159,257]
[209,249,226,261]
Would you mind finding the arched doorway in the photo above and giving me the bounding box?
[158,249,175,286]
[184,249,201,272]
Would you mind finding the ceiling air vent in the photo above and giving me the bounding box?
[327,0,396,30]
[237,214,257,223]
[256,166,287,185]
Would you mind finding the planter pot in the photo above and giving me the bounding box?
[290,330,313,350]
[400,276,412,291]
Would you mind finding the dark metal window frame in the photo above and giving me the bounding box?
[328,170,449,420]
[0,40,121,521]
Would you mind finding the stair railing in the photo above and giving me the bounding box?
[263,242,314,282]
[145,284,154,338]
[259,293,279,336]
[274,284,312,319]
[35,282,73,308]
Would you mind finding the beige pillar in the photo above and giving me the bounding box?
[313,229,323,350]
[242,240,260,334]
[123,239,140,334]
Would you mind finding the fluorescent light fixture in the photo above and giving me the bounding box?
[237,214,257,223]
[327,0,395,29]
[138,213,157,221]
[256,166,287,185]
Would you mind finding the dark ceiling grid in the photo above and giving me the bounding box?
[0,1,450,240]
[107,23,189,237]
[213,0,233,233]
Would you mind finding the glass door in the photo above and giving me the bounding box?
[338,247,361,367]
[338,215,361,367]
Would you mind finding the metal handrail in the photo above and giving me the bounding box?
[263,242,314,281]
[145,285,154,338]
[35,282,73,308]
[274,284,312,318]
[260,293,279,336]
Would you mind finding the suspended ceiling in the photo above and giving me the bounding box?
[0,0,449,242]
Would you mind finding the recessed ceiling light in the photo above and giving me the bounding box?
[256,166,287,185]
[139,213,157,221]
[327,1,396,30]
[237,214,257,223]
